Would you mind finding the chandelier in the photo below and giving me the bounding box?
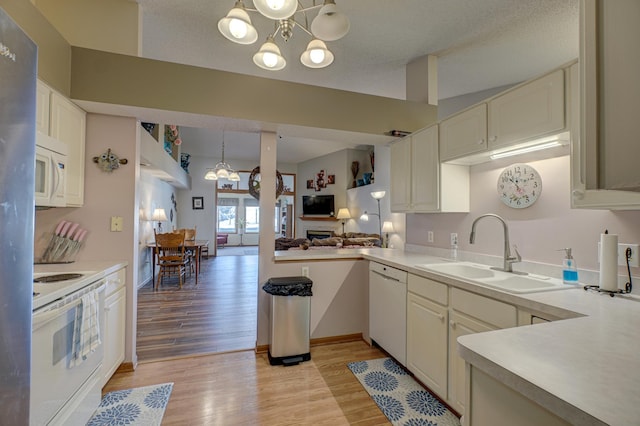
[218,0,350,71]
[204,133,240,181]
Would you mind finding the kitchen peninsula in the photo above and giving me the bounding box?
[274,247,640,425]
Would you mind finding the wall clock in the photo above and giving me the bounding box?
[497,163,542,208]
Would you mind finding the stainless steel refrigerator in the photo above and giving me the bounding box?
[0,6,37,424]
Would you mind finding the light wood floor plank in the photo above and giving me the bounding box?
[105,341,390,425]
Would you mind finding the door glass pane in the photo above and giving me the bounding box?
[217,206,237,233]
[245,206,259,233]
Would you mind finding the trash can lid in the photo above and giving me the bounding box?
[266,276,313,286]
[263,276,313,296]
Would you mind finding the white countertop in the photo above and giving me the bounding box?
[280,248,640,425]
[33,261,127,310]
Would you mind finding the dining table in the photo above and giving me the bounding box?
[147,239,209,285]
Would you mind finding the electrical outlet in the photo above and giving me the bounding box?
[301,266,310,277]
[427,231,434,243]
[450,233,458,247]
[618,243,639,267]
[598,242,640,267]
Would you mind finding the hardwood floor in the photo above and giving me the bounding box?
[137,254,258,361]
[105,341,390,425]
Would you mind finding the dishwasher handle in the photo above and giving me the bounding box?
[369,262,408,283]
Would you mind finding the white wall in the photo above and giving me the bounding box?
[406,155,640,277]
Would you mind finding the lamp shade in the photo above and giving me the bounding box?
[151,208,168,222]
[336,208,351,219]
[311,1,350,41]
[253,36,286,70]
[360,211,369,221]
[382,221,395,233]
[300,39,334,68]
[253,0,297,20]
[371,191,386,200]
[204,169,218,180]
[218,4,258,45]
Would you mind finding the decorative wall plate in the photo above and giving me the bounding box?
[497,163,542,208]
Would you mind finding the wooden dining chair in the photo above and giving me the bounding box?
[177,228,197,274]
[154,231,188,290]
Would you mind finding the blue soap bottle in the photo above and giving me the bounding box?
[560,248,579,284]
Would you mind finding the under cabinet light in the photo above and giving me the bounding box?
[489,140,565,160]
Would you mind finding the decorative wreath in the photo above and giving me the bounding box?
[248,166,284,200]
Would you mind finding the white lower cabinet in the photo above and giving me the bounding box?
[407,274,448,400]
[101,268,126,388]
[404,274,518,417]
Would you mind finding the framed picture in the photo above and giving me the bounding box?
[327,174,335,184]
[306,179,314,189]
[192,196,204,210]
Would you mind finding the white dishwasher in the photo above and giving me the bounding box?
[369,262,408,366]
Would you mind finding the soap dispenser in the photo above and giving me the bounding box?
[560,248,579,284]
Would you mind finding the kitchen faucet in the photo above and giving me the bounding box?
[469,213,524,274]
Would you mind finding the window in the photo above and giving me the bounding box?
[244,198,259,233]
[217,198,238,233]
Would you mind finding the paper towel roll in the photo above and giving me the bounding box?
[599,233,618,291]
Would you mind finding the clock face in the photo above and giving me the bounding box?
[497,163,542,208]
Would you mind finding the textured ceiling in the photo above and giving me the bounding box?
[131,0,579,163]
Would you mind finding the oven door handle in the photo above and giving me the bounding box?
[32,284,105,331]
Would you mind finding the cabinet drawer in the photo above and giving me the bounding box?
[408,274,448,306]
[105,268,126,297]
[450,288,516,329]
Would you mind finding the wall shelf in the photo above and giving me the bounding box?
[299,216,338,221]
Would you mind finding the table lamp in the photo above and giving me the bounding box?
[336,208,351,234]
[382,221,395,248]
[151,208,168,233]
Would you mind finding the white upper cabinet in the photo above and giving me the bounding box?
[440,103,487,162]
[488,69,565,150]
[572,0,640,209]
[50,92,86,207]
[390,135,412,212]
[36,80,87,207]
[391,125,469,213]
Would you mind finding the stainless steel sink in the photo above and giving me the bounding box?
[415,262,573,294]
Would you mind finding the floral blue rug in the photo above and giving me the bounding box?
[86,383,173,426]
[348,358,460,426]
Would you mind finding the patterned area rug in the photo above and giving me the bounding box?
[348,358,460,426]
[87,383,173,426]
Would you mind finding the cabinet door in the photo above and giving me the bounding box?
[407,292,448,400]
[411,125,439,212]
[390,138,411,212]
[448,311,495,416]
[36,80,51,135]
[102,286,126,388]
[440,103,488,161]
[488,69,565,150]
[50,93,86,207]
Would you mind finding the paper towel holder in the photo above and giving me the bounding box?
[584,247,634,297]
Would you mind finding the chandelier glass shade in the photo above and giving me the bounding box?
[218,0,349,71]
[204,134,240,181]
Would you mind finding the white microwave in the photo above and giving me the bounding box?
[35,132,67,207]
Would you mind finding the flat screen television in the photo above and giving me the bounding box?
[302,195,335,216]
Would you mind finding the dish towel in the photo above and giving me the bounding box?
[70,290,101,368]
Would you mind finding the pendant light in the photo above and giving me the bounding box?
[310,0,350,41]
[217,1,258,45]
[204,133,240,181]
[253,35,286,71]
[300,39,334,68]
[253,0,297,20]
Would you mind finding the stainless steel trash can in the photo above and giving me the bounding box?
[263,276,313,366]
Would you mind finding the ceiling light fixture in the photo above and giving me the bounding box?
[218,0,349,71]
[204,132,240,181]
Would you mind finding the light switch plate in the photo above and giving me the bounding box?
[110,216,123,232]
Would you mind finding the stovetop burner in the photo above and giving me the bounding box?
[33,273,84,283]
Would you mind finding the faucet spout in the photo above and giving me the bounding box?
[469,213,522,273]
